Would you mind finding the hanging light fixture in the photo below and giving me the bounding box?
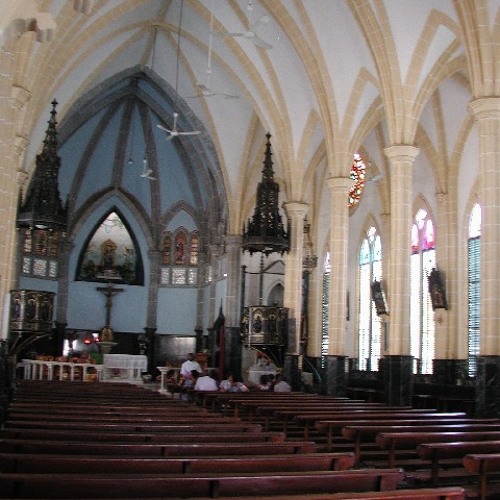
[17,99,67,232]
[242,133,290,256]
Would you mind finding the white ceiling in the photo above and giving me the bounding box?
[1,0,495,235]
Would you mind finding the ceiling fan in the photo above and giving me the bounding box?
[186,5,239,101]
[213,1,273,49]
[158,0,200,140]
[157,112,201,140]
[140,158,156,181]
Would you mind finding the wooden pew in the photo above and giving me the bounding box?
[223,487,466,499]
[463,453,500,500]
[376,431,500,468]
[342,422,500,465]
[314,418,498,453]
[4,421,263,434]
[0,429,286,444]
[411,441,500,488]
[310,413,468,449]
[0,468,405,498]
[0,451,356,474]
[0,438,318,456]
[6,415,243,426]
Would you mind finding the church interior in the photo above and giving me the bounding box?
[0,0,499,428]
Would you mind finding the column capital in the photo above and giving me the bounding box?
[383,145,420,162]
[326,176,352,194]
[469,97,500,120]
[283,201,308,219]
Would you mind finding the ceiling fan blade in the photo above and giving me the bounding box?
[252,34,272,49]
[156,124,173,133]
[178,130,201,136]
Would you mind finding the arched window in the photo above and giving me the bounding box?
[358,226,383,371]
[160,227,199,286]
[76,210,143,285]
[410,208,436,374]
[348,154,366,207]
[468,203,481,376]
[162,233,172,265]
[321,252,331,367]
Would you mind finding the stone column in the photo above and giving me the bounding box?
[325,177,352,396]
[223,235,243,378]
[282,202,308,356]
[382,145,419,407]
[469,97,500,417]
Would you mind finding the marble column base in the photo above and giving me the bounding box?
[475,355,500,418]
[432,359,468,386]
[223,326,243,380]
[282,354,301,391]
[379,355,413,407]
[324,355,347,397]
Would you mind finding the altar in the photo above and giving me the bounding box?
[103,354,147,382]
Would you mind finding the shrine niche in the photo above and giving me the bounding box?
[76,210,144,285]
[240,306,288,368]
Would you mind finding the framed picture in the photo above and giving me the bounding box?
[428,268,448,310]
[371,280,388,316]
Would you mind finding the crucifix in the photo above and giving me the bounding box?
[96,283,124,339]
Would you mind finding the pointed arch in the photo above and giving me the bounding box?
[75,207,144,285]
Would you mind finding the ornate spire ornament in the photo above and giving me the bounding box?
[17,99,67,232]
[242,133,290,256]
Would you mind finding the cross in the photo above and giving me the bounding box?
[96,283,124,328]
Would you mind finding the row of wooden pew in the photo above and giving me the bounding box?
[0,379,471,499]
[193,391,500,499]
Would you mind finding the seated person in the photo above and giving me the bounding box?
[257,374,271,391]
[194,369,219,391]
[272,373,291,392]
[219,373,249,393]
[179,369,198,401]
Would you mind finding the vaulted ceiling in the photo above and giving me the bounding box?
[2,1,493,239]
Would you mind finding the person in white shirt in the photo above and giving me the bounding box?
[194,369,219,391]
[180,352,202,379]
[273,373,291,392]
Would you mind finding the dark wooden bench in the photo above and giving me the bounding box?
[376,431,500,468]
[222,486,466,499]
[0,429,286,443]
[463,453,500,500]
[0,468,405,498]
[342,423,500,465]
[4,421,262,434]
[259,408,436,434]
[314,418,498,452]
[409,441,500,488]
[0,438,318,456]
[0,451,355,474]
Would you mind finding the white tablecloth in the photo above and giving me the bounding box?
[103,354,148,381]
[104,354,148,370]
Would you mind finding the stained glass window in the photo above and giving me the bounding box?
[410,208,436,374]
[348,153,366,207]
[160,228,199,286]
[162,233,172,265]
[190,233,199,265]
